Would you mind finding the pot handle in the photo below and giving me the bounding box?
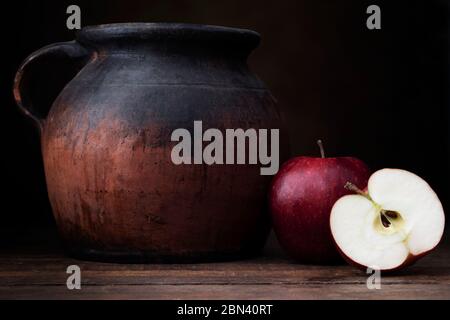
[13,40,91,132]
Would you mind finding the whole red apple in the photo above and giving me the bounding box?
[269,141,371,264]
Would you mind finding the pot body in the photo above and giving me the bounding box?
[17,24,287,262]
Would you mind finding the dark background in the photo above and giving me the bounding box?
[0,0,448,246]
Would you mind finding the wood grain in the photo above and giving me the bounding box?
[1,243,449,300]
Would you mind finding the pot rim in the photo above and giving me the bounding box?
[76,22,261,50]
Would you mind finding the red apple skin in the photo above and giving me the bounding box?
[269,156,370,264]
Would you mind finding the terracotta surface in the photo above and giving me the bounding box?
[13,23,288,262]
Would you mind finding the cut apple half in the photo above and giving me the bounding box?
[330,169,445,271]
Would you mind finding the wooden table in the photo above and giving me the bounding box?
[1,236,449,300]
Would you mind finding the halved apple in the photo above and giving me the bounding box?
[330,169,445,271]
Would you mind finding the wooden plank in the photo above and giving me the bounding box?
[1,283,450,300]
[1,265,450,286]
[0,242,449,299]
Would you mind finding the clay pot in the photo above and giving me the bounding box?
[13,23,287,262]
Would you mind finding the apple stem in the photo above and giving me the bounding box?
[317,140,325,158]
[344,182,373,202]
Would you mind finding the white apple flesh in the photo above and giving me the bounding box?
[330,169,445,271]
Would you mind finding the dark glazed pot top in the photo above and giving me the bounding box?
[76,23,261,53]
[66,23,266,89]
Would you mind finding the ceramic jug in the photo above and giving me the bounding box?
[14,23,287,262]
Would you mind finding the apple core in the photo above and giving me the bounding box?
[345,182,406,236]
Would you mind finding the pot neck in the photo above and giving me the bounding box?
[76,23,260,59]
